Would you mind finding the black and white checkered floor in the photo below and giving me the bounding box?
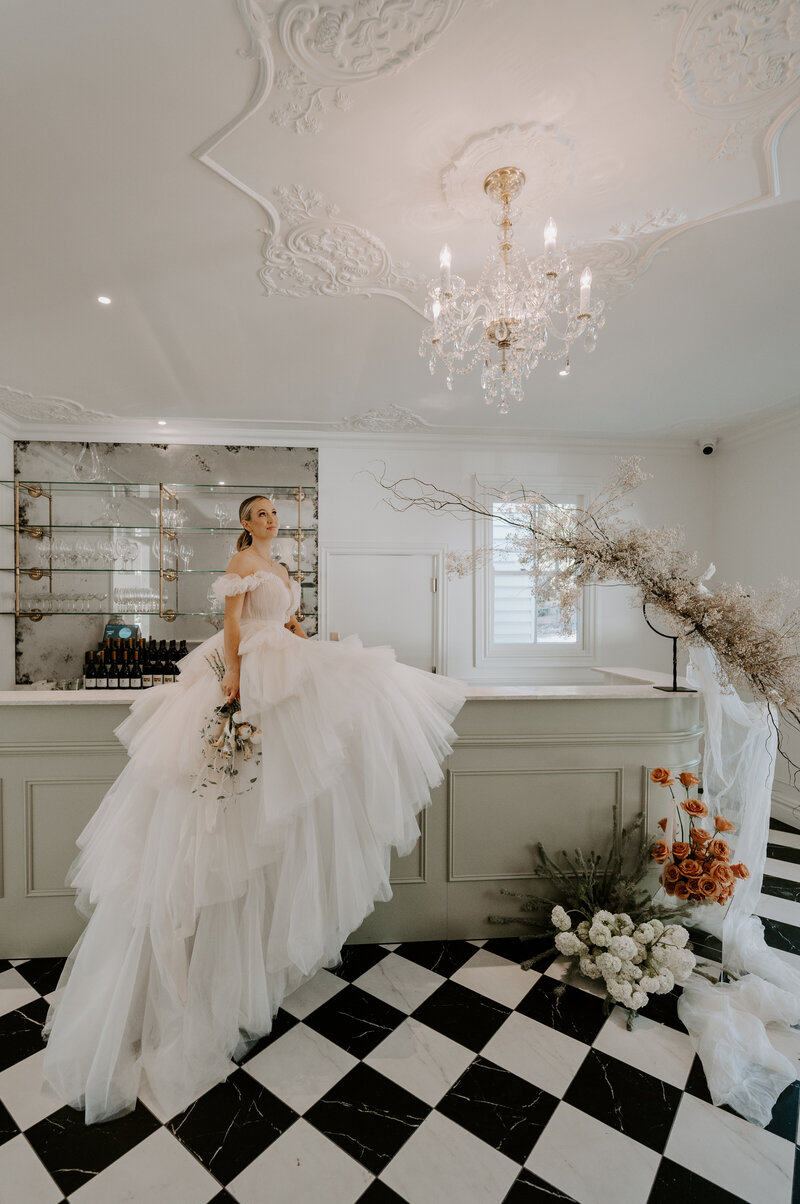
[3,823,800,1204]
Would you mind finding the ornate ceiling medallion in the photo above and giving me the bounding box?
[0,386,115,426]
[259,185,422,302]
[659,0,800,159]
[336,404,429,431]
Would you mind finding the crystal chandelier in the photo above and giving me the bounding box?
[420,167,606,414]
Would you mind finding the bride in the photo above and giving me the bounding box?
[42,495,465,1124]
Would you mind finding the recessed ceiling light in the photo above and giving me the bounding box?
[157,420,166,426]
[97,296,111,305]
[218,481,225,485]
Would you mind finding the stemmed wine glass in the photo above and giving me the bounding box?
[179,543,194,570]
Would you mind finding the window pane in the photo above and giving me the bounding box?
[491,499,578,647]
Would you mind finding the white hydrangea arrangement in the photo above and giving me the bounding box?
[550,905,695,1016]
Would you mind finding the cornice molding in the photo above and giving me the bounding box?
[0,386,115,428]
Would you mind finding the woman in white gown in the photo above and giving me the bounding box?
[42,496,465,1124]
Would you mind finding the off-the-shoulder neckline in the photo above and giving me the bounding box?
[221,569,292,585]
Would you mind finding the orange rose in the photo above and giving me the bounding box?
[650,768,675,786]
[679,858,704,879]
[672,842,691,861]
[674,880,692,900]
[697,875,721,900]
[657,817,668,832]
[714,815,736,832]
[651,839,670,864]
[706,839,731,861]
[731,862,750,879]
[690,827,712,845]
[681,798,708,817]
[708,861,735,886]
[662,864,681,885]
[678,772,700,788]
[664,879,676,895]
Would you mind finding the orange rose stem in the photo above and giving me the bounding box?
[674,784,686,842]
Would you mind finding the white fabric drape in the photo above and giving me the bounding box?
[676,645,800,1126]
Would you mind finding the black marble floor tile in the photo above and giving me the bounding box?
[169,1068,296,1184]
[411,979,511,1052]
[208,1192,239,1203]
[357,1179,408,1203]
[482,934,559,972]
[766,842,800,866]
[303,983,407,1059]
[0,1099,19,1147]
[563,1048,682,1154]
[765,1078,800,1142]
[502,1168,578,1202]
[330,943,392,982]
[0,998,50,1072]
[0,960,12,975]
[304,1062,429,1176]
[762,874,800,903]
[14,957,66,996]
[647,1156,748,1203]
[638,986,687,1033]
[236,1007,298,1064]
[688,927,722,957]
[26,1100,160,1196]
[393,939,477,978]
[514,976,606,1045]
[770,818,800,834]
[437,1055,559,1164]
[761,915,800,957]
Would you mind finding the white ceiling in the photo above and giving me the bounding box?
[2,0,800,439]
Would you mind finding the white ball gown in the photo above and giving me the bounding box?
[42,570,465,1124]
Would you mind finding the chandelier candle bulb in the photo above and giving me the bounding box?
[580,267,592,315]
[544,217,557,271]
[439,245,451,294]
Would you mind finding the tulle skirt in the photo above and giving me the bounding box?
[42,624,465,1123]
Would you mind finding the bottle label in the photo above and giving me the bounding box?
[107,678,118,689]
[118,676,130,689]
[142,673,153,688]
[152,672,164,686]
[131,678,142,689]
[96,677,107,689]
[85,677,95,689]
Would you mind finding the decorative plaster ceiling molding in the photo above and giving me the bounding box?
[336,403,430,431]
[441,122,576,221]
[0,386,115,427]
[259,184,422,302]
[609,209,687,237]
[659,0,800,161]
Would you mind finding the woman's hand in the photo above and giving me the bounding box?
[220,666,240,704]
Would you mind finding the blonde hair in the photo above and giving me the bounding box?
[236,495,271,551]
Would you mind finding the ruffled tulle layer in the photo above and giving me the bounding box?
[42,629,464,1123]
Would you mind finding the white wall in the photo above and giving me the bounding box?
[319,437,715,684]
[711,413,800,809]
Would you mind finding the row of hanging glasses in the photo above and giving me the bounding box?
[112,587,160,612]
[33,535,140,569]
[151,539,194,568]
[21,592,108,614]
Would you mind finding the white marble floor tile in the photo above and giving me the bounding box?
[769,828,800,850]
[243,1023,357,1114]
[353,953,445,1014]
[0,1049,62,1130]
[481,1010,589,1098]
[543,955,607,998]
[593,1006,696,1090]
[281,969,348,1019]
[380,943,401,951]
[69,1127,220,1204]
[665,1092,795,1204]
[8,960,30,967]
[136,1076,176,1126]
[755,893,800,925]
[525,1101,660,1204]
[468,939,487,947]
[450,948,539,1009]
[379,1109,519,1204]
[0,1134,64,1204]
[0,968,40,1018]
[227,1118,373,1204]
[764,857,800,884]
[364,1017,474,1107]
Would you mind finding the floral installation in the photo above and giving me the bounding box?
[376,458,800,777]
[649,768,749,905]
[489,809,695,1027]
[193,650,262,805]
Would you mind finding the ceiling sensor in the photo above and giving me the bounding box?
[699,439,718,456]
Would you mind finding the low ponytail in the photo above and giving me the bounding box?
[236,495,267,551]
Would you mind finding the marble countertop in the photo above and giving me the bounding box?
[0,668,696,704]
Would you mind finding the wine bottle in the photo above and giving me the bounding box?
[95,651,108,690]
[107,650,119,689]
[141,648,153,689]
[84,650,96,690]
[130,650,143,690]
[177,639,189,660]
[151,645,164,687]
[118,650,130,689]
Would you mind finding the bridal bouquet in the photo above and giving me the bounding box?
[649,768,749,904]
[193,650,262,805]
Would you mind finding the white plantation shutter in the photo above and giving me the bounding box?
[491,504,578,646]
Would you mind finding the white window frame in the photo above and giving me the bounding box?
[473,474,598,675]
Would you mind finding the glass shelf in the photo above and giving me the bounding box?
[4,480,317,496]
[7,568,318,580]
[14,611,314,619]
[5,525,317,534]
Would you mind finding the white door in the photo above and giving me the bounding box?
[323,547,443,672]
